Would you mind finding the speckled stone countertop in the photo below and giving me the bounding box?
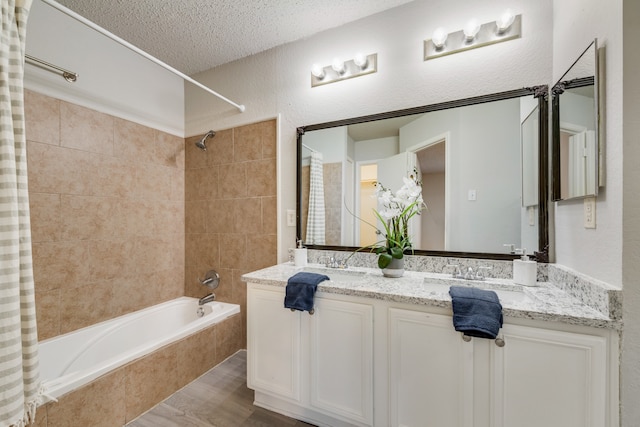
[242,262,620,330]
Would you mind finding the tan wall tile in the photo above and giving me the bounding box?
[32,241,90,292]
[155,131,185,169]
[29,192,61,243]
[25,90,60,146]
[60,101,114,155]
[113,118,155,164]
[125,344,180,422]
[219,234,247,269]
[184,119,277,346]
[35,289,60,341]
[59,285,114,333]
[47,368,126,427]
[216,313,243,362]
[177,325,218,386]
[27,95,185,338]
[261,196,277,234]
[218,162,247,198]
[185,166,218,201]
[247,158,277,196]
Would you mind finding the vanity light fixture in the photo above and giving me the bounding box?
[496,9,516,34]
[463,19,481,41]
[431,27,448,49]
[424,11,521,60]
[311,53,378,87]
[331,57,346,74]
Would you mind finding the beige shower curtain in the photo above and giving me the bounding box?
[0,1,41,426]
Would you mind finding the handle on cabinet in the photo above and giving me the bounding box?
[461,333,505,347]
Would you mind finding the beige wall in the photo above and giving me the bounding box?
[26,90,186,341]
[184,119,278,343]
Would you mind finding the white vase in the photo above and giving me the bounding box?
[382,257,405,278]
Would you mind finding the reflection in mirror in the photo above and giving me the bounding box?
[297,87,549,260]
[552,39,599,201]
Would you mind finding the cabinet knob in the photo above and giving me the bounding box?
[462,334,472,342]
[495,337,505,347]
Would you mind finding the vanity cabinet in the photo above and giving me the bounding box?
[389,306,610,427]
[247,284,374,427]
[248,282,615,427]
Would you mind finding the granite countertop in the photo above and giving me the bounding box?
[241,263,620,330]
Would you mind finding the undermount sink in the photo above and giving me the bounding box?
[302,266,368,281]
[422,276,533,304]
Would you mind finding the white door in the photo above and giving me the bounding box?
[389,308,474,427]
[376,152,422,249]
[247,287,302,402]
[310,297,374,426]
[490,324,607,427]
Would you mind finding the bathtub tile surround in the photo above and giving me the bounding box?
[184,119,278,344]
[25,90,186,340]
[36,311,242,427]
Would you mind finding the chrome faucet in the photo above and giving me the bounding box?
[446,264,492,281]
[198,292,216,306]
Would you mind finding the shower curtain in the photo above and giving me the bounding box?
[0,1,41,426]
[305,151,326,245]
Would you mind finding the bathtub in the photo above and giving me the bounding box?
[38,296,240,401]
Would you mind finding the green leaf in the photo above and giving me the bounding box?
[390,247,404,259]
[378,253,392,269]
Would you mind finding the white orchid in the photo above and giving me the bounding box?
[362,171,427,269]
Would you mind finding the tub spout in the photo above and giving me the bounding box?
[198,293,216,306]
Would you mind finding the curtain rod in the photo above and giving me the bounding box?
[25,54,78,82]
[301,143,317,153]
[39,0,246,113]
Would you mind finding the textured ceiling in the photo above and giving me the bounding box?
[54,0,414,75]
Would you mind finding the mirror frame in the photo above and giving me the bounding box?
[297,86,550,262]
[551,39,599,201]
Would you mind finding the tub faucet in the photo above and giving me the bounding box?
[198,293,216,306]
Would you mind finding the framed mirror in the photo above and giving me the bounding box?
[296,86,549,261]
[552,39,599,201]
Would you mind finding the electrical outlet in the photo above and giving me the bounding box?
[286,209,296,227]
[528,206,535,226]
[584,197,596,229]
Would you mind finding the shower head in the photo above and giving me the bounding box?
[195,130,215,151]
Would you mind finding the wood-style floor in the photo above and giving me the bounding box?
[126,350,314,427]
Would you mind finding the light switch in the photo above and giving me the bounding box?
[286,209,296,227]
[584,197,596,228]
[468,189,477,201]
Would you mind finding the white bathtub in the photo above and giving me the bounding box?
[38,297,240,401]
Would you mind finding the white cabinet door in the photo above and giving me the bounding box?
[247,287,301,402]
[310,297,374,426]
[389,308,474,427]
[490,324,607,427]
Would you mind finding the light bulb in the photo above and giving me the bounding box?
[496,9,515,33]
[311,63,325,79]
[354,53,368,68]
[331,58,345,74]
[463,19,481,41]
[432,27,448,48]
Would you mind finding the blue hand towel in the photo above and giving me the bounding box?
[284,272,329,313]
[449,286,503,339]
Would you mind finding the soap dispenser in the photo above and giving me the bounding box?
[294,239,307,267]
[513,248,537,286]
